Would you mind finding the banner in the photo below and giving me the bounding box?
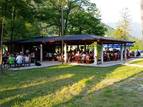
[0,48,2,65]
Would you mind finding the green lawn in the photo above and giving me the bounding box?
[130,58,143,65]
[0,60,143,107]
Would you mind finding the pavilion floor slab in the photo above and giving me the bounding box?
[10,61,62,71]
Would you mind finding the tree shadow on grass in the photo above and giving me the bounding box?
[54,65,143,107]
[0,65,121,107]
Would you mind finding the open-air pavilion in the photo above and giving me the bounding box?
[6,34,134,65]
[54,34,134,64]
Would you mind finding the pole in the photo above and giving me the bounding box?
[61,7,64,64]
[120,44,124,61]
[0,17,4,70]
[40,44,43,62]
[93,42,98,65]
[101,43,104,64]
[64,43,67,63]
[10,6,15,53]
[0,18,3,48]
[124,43,127,61]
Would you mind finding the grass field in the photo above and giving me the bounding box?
[0,59,143,107]
[130,58,143,65]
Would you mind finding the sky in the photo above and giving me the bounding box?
[90,0,142,39]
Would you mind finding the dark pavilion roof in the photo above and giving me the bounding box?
[20,36,56,44]
[54,34,134,44]
[5,34,134,45]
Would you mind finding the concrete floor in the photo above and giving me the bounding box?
[70,60,125,67]
[10,61,62,71]
[70,58,143,67]
[10,58,143,71]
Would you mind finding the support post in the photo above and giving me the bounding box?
[64,43,67,63]
[101,43,104,64]
[22,46,24,53]
[40,44,43,62]
[134,50,137,58]
[84,44,86,51]
[93,42,98,65]
[77,45,79,50]
[0,18,3,67]
[120,44,123,61]
[61,6,64,64]
[124,44,127,61]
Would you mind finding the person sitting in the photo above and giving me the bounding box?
[8,54,15,67]
[85,53,90,64]
[89,51,94,63]
[24,54,31,66]
[70,51,75,62]
[31,52,35,63]
[106,52,110,61]
[75,51,81,63]
[114,51,118,61]
[46,52,53,61]
[16,53,23,67]
[81,52,86,63]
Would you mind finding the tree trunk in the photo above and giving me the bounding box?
[64,1,72,35]
[10,6,16,53]
[0,18,3,48]
[79,27,82,34]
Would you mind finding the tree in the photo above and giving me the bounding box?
[0,0,107,42]
[38,0,106,36]
[114,8,131,40]
[68,10,106,35]
[0,0,45,38]
[129,37,143,51]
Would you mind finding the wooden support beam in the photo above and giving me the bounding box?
[93,42,98,65]
[64,43,67,63]
[40,44,43,62]
[101,43,104,64]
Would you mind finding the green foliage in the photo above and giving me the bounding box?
[113,8,130,40]
[104,24,114,37]
[113,27,129,40]
[129,37,143,51]
[68,10,106,35]
[0,0,44,40]
[0,0,106,42]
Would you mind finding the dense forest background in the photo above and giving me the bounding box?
[0,0,107,41]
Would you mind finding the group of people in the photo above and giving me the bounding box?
[2,52,31,67]
[103,48,140,61]
[2,47,140,67]
[103,49,121,61]
[56,50,94,64]
[56,48,136,63]
[68,50,94,63]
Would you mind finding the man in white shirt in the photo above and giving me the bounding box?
[16,53,23,66]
